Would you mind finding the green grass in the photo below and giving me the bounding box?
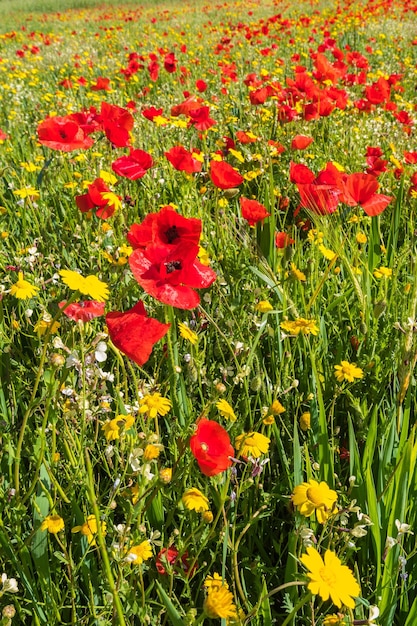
[0,0,416,623]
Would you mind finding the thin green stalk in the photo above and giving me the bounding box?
[84,449,126,626]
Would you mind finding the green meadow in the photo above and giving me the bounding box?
[0,0,417,624]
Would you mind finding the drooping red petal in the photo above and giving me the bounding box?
[106,302,170,366]
[360,194,392,216]
[59,300,105,322]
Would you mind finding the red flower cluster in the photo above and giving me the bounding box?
[290,161,393,217]
[37,101,134,151]
[128,207,216,309]
[190,418,234,476]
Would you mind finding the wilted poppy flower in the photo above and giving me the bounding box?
[59,300,105,322]
[240,197,270,226]
[209,160,244,189]
[165,146,202,173]
[112,148,153,180]
[127,206,202,250]
[129,242,217,309]
[75,178,121,219]
[189,418,234,476]
[106,301,170,366]
[37,116,94,152]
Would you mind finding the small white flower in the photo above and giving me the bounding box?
[385,536,397,550]
[65,351,81,369]
[395,519,413,537]
[368,605,380,623]
[95,341,107,363]
[1,573,18,594]
[351,525,368,538]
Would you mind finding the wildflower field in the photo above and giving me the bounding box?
[0,0,417,623]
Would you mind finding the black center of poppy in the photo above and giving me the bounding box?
[165,225,180,244]
[165,260,182,273]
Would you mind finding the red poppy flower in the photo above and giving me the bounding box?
[291,135,313,150]
[209,160,244,189]
[68,108,101,135]
[0,128,8,141]
[37,116,94,152]
[106,301,170,366]
[75,177,120,219]
[99,102,134,148]
[195,79,207,92]
[142,106,164,121]
[190,418,234,476]
[240,197,270,226]
[59,300,105,322]
[290,161,342,215]
[129,242,216,310]
[404,151,417,164]
[236,130,257,144]
[91,76,111,91]
[112,148,153,180]
[170,96,202,117]
[341,173,392,216]
[127,206,202,250]
[275,232,295,248]
[156,547,196,577]
[164,146,202,173]
[188,106,216,131]
[164,52,177,73]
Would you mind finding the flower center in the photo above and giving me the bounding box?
[306,486,325,506]
[201,442,209,452]
[165,260,182,273]
[165,225,179,244]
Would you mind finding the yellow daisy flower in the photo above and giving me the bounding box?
[280,318,319,336]
[139,393,172,418]
[334,361,363,383]
[125,540,153,564]
[10,272,39,300]
[59,269,109,302]
[178,321,198,345]
[72,514,106,546]
[300,546,360,608]
[216,398,237,422]
[292,479,337,524]
[182,487,210,512]
[41,514,65,534]
[235,432,270,458]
